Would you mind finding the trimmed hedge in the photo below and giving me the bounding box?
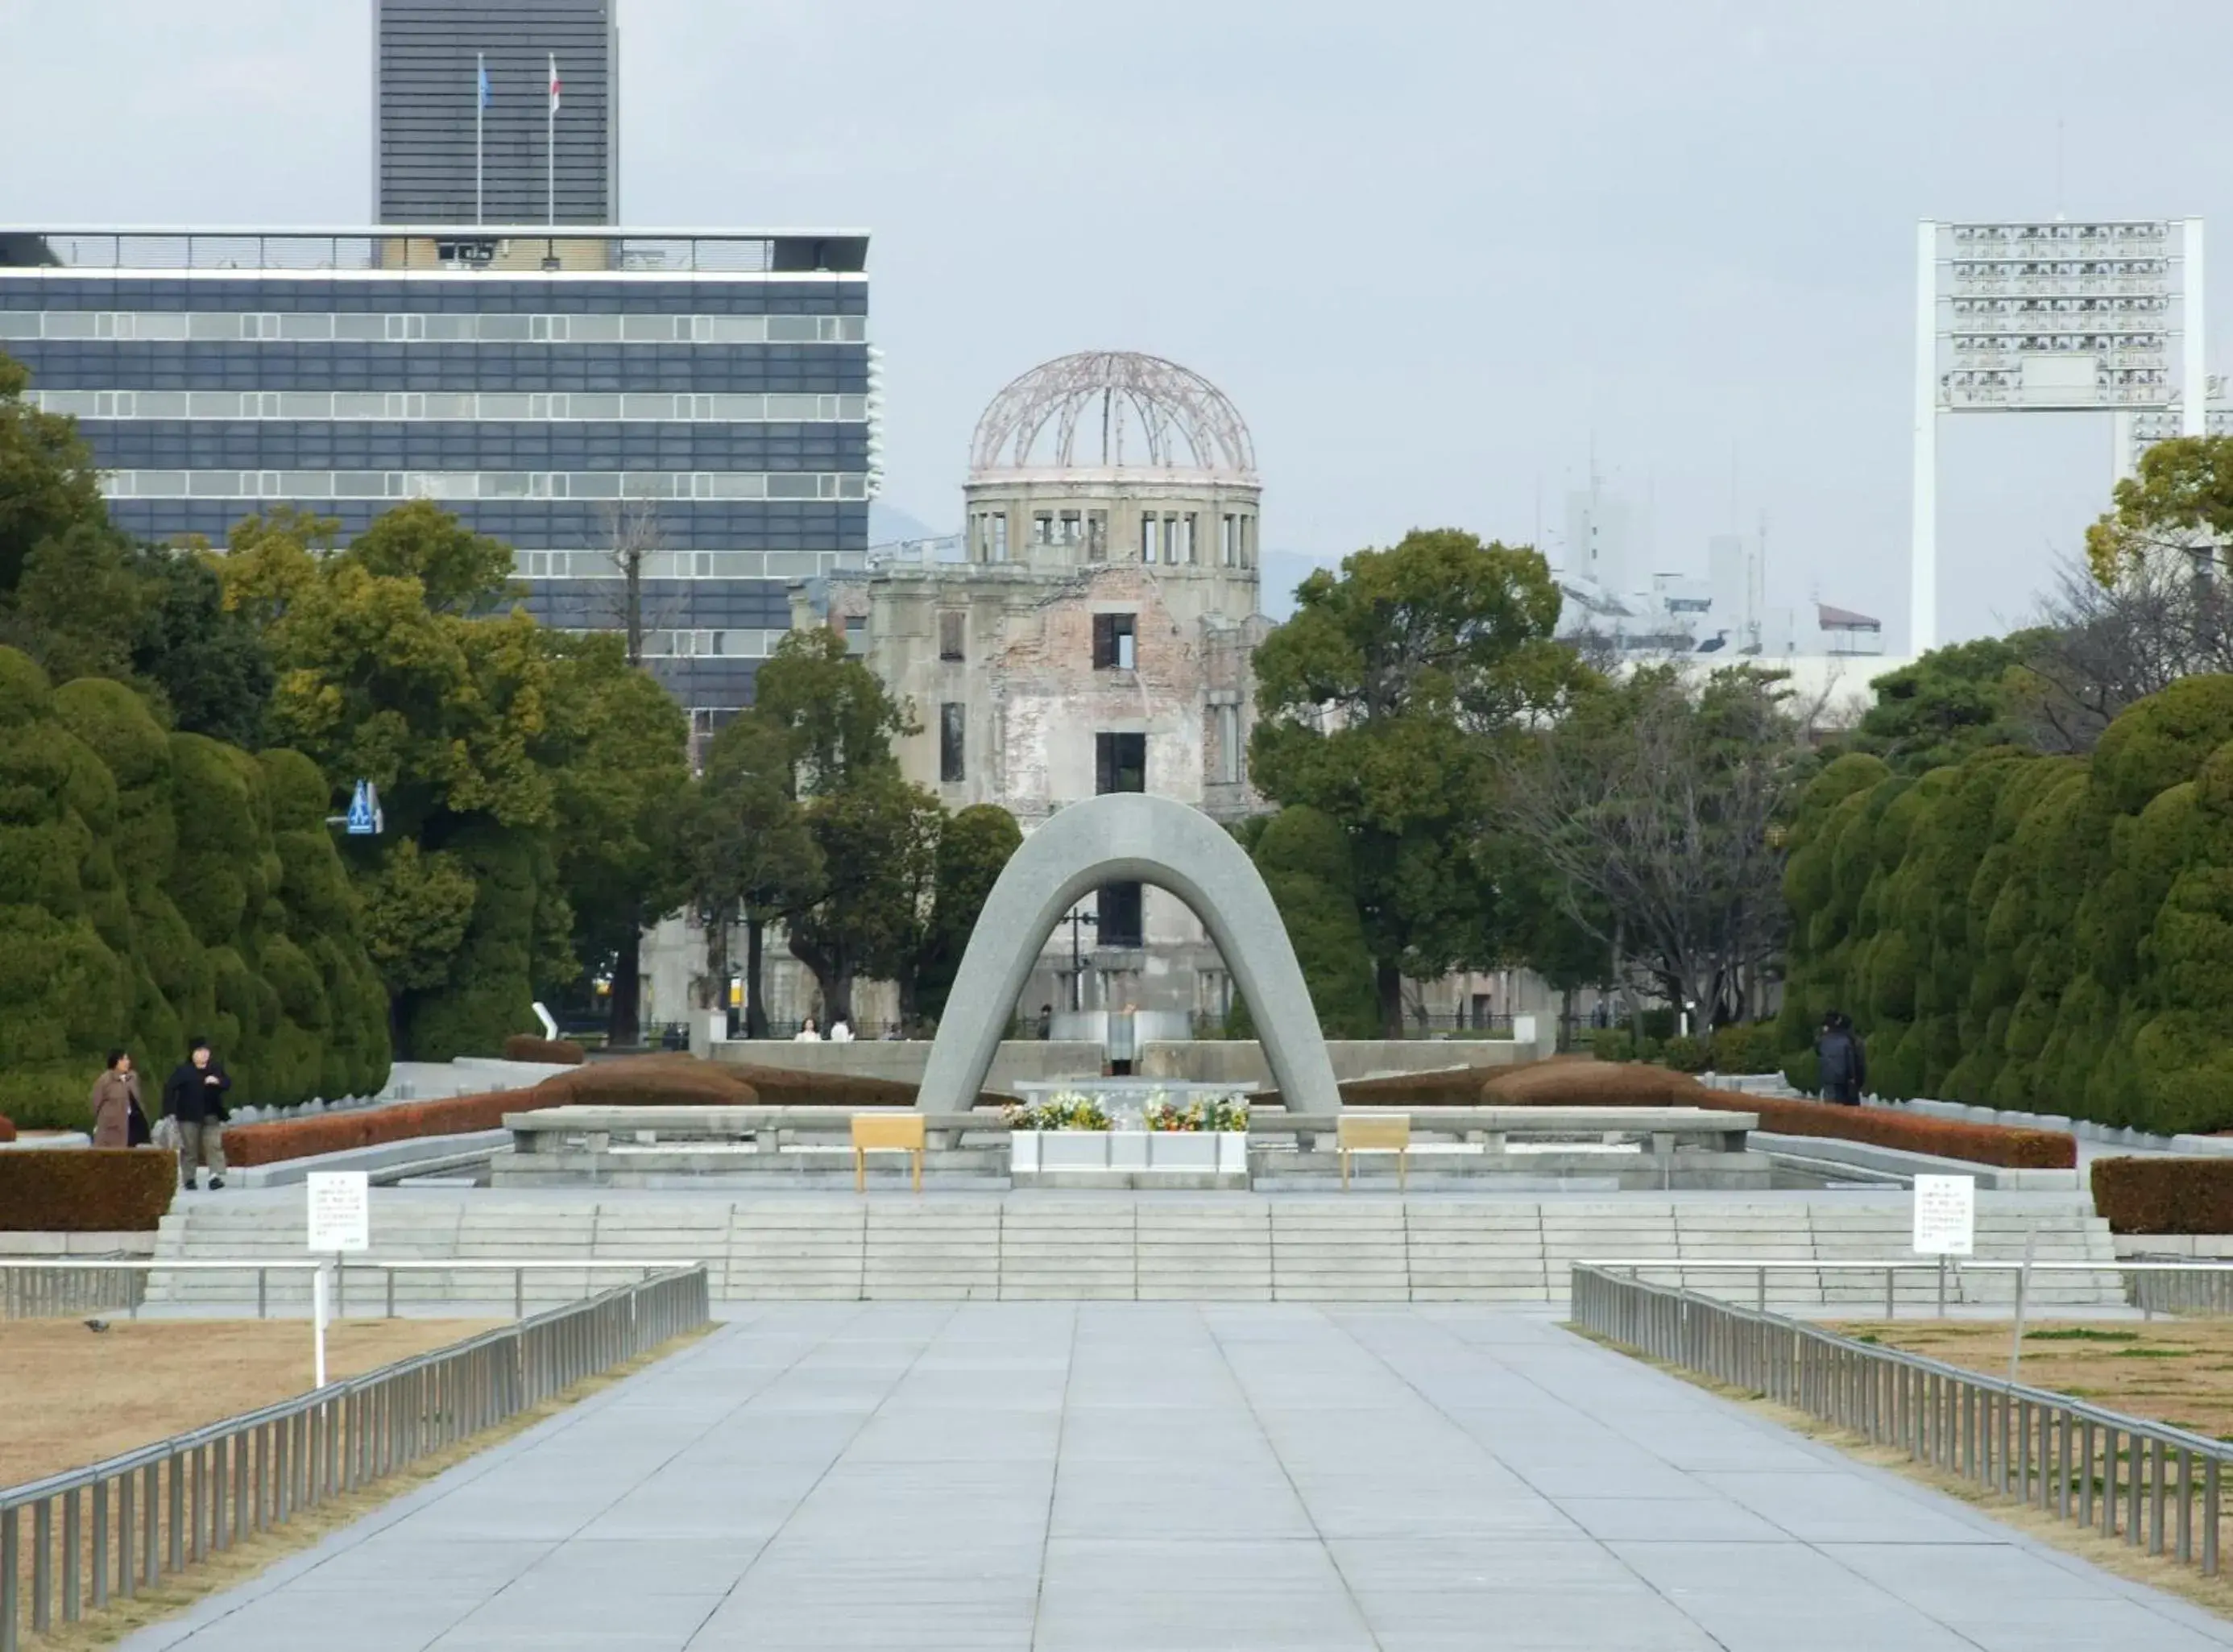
[2090,1157,2233,1234]
[0,1115,14,1142]
[532,1054,914,1109]
[1315,1056,2077,1169]
[222,1055,1009,1167]
[0,1149,176,1231]
[1484,1058,1709,1106]
[1778,677,2233,1134]
[530,1056,770,1107]
[1338,1066,1506,1108]
[0,653,390,1129]
[502,1033,586,1065]
[1721,1090,2075,1170]
[221,1091,523,1167]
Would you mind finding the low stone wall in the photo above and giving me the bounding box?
[710,1037,1539,1091]
[0,1231,158,1256]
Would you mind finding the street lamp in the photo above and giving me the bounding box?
[1059,905,1098,1012]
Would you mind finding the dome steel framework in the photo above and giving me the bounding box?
[968,351,1257,482]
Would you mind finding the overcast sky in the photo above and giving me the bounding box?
[8,1,2233,648]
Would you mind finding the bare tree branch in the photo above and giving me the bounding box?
[1498,668,1805,1029]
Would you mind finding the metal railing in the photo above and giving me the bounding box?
[1,1265,709,1651]
[1572,1264,2230,1579]
[2,1265,144,1322]
[2124,1255,2233,1317]
[1564,1257,2233,1317]
[0,1258,702,1323]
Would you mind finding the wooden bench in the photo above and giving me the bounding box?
[1337,1114,1410,1189]
[851,1112,926,1193]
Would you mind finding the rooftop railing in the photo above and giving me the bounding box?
[0,229,868,275]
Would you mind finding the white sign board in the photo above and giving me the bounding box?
[1912,1174,1975,1257]
[306,1171,371,1254]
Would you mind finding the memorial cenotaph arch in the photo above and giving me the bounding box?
[914,792,1344,1116]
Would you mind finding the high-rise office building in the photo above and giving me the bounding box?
[374,0,619,225]
[1,226,873,727]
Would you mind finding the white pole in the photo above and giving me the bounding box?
[2184,217,2207,439]
[312,1264,329,1389]
[1911,220,1938,656]
[547,56,557,227]
[475,52,485,226]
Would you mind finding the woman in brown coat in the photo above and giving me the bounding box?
[89,1050,146,1148]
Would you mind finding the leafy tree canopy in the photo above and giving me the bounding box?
[1852,633,2049,773]
[751,627,914,795]
[1250,528,1589,1030]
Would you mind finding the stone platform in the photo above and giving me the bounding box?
[490,1104,1772,1191]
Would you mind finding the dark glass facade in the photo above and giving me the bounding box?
[0,255,871,718]
[375,0,619,226]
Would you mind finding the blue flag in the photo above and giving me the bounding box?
[477,53,491,110]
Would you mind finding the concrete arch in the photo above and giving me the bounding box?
[916,792,1342,1116]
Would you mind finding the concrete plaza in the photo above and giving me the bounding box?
[122,1304,2233,1652]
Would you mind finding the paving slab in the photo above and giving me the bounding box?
[118,1303,2233,1652]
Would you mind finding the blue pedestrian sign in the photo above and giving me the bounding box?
[345,780,382,837]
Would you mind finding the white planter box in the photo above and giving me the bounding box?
[1010,1132,1248,1178]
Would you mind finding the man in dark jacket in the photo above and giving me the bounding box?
[1816,1012,1866,1105]
[161,1036,232,1190]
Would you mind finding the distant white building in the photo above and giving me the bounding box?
[1552,490,1878,662]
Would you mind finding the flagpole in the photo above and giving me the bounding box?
[474,52,485,226]
[546,53,557,227]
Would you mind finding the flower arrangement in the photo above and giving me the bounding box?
[1143,1092,1250,1132]
[1004,1092,1112,1132]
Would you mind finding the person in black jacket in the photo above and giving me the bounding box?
[1815,1012,1866,1106]
[161,1036,232,1190]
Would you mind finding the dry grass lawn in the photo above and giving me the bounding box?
[0,1318,499,1486]
[2,1319,710,1651]
[1829,1317,2233,1442]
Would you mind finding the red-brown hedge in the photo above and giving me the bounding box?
[502,1033,586,1065]
[1713,1091,2074,1169]
[1338,1066,1508,1107]
[220,1061,779,1166]
[2090,1157,2233,1233]
[0,1149,176,1232]
[532,1054,908,1109]
[0,1115,15,1143]
[222,1091,520,1167]
[1481,1058,1709,1106]
[1324,1056,2076,1170]
[218,1054,994,1169]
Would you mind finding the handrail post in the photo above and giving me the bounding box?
[2207,1456,2221,1576]
[2,1504,19,1652]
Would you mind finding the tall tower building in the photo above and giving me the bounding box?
[373,0,619,225]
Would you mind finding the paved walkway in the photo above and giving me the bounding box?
[123,1306,2233,1652]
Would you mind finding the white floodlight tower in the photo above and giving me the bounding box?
[1910,217,2203,653]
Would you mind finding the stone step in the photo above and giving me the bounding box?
[143,1192,2125,1306]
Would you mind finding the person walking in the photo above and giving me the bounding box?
[1816,1012,1866,1106]
[161,1036,232,1190]
[89,1050,146,1149]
